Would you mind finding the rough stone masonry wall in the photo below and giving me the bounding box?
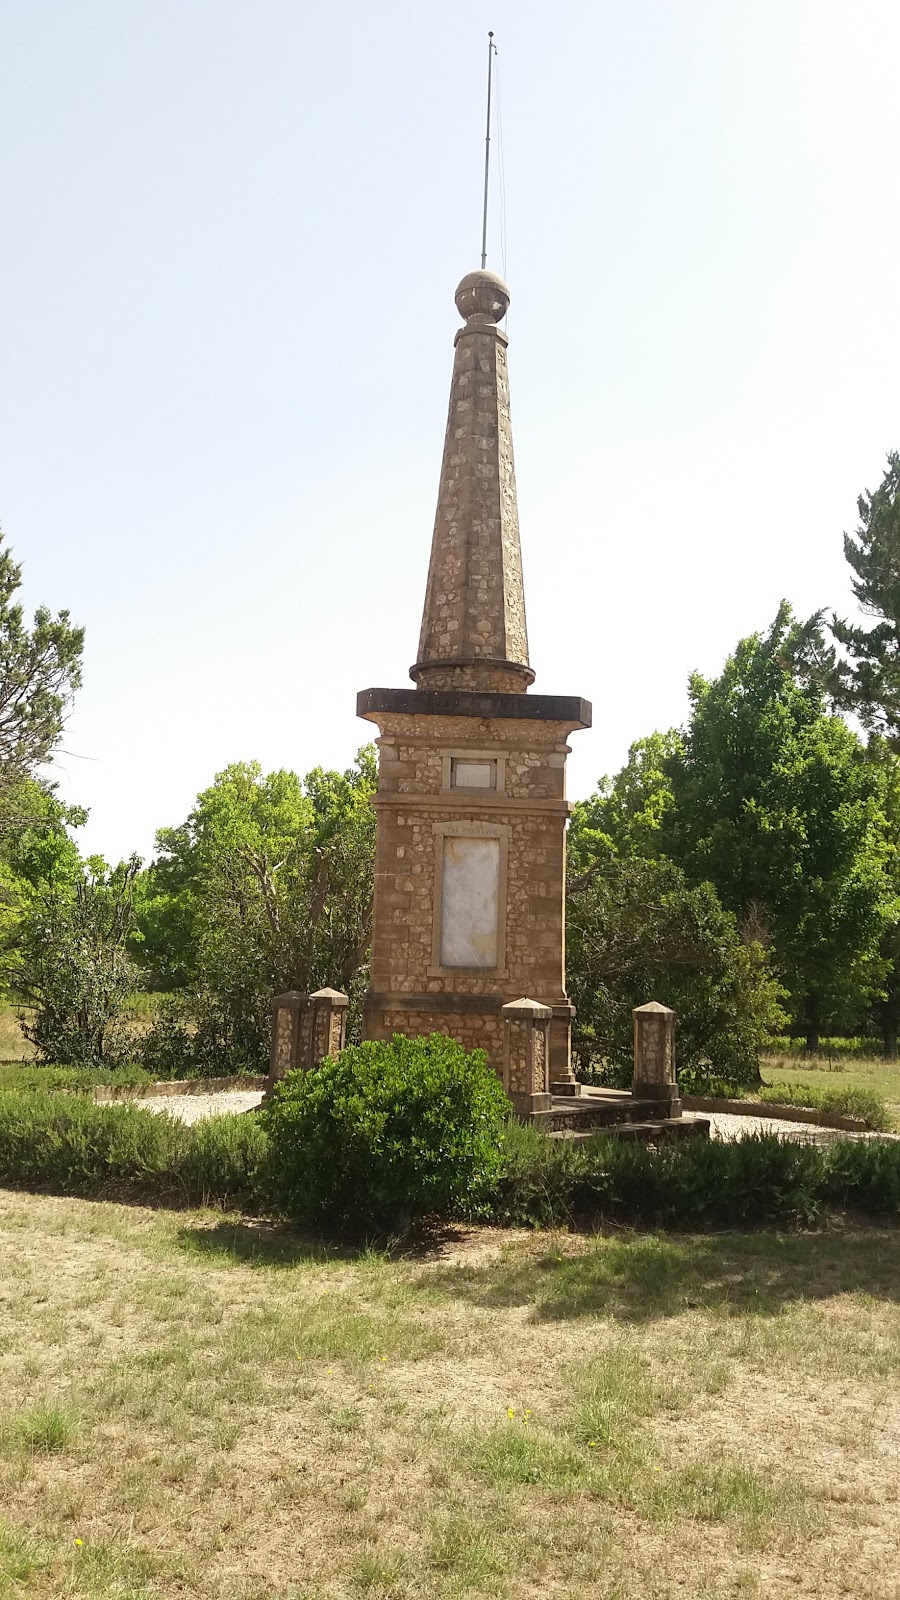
[362,711,578,1072]
[374,1008,505,1064]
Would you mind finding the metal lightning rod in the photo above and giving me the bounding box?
[480,31,497,270]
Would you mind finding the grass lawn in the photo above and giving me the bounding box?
[1,1191,899,1598]
[762,1055,900,1128]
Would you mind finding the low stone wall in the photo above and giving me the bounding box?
[681,1094,868,1133]
[93,1076,267,1102]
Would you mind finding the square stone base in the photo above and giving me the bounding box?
[510,1091,552,1117]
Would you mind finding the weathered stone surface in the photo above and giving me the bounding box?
[632,1000,681,1112]
[356,269,587,1097]
[412,271,532,693]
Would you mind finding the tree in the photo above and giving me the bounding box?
[663,603,890,1049]
[566,838,783,1088]
[831,452,900,744]
[0,531,84,792]
[568,731,682,867]
[138,749,378,1072]
[0,797,141,1064]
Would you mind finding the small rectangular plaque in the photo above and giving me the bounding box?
[452,759,494,788]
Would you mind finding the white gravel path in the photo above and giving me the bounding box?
[685,1110,897,1145]
[135,1090,264,1125]
[130,1091,892,1145]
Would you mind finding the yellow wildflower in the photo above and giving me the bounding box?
[74,1539,83,1547]
[507,1407,515,1420]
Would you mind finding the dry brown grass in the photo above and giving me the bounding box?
[1,1193,900,1598]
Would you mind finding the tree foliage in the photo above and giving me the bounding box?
[0,532,84,792]
[4,828,141,1065]
[136,750,377,1073]
[662,603,890,1047]
[566,841,783,1087]
[832,452,900,744]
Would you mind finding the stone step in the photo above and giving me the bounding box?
[549,1116,711,1145]
[533,1094,682,1134]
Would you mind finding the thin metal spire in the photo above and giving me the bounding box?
[480,31,497,270]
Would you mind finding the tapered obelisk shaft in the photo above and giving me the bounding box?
[412,270,532,694]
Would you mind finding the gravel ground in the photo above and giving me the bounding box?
[685,1110,872,1145]
[136,1091,265,1125]
[132,1091,892,1145]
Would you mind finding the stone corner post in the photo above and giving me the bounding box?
[502,997,553,1117]
[632,1001,681,1114]
[268,991,309,1092]
[309,988,350,1065]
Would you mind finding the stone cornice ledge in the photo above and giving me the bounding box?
[370,793,573,815]
[357,687,592,728]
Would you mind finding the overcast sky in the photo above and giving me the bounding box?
[2,0,898,862]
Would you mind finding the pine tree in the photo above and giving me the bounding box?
[0,529,84,794]
[832,452,900,743]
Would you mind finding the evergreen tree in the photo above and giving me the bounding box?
[832,452,900,743]
[0,530,84,792]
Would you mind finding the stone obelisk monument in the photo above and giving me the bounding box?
[357,269,591,1113]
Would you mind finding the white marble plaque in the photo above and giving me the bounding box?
[439,836,500,967]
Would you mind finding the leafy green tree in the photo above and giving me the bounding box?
[568,731,682,866]
[663,603,890,1049]
[565,839,783,1088]
[832,452,900,744]
[860,740,900,1057]
[3,826,141,1065]
[139,749,377,1073]
[0,531,84,791]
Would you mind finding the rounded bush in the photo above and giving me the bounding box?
[261,1033,509,1232]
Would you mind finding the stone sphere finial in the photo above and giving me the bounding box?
[455,269,510,324]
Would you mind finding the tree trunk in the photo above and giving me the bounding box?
[803,996,820,1054]
[882,1019,898,1060]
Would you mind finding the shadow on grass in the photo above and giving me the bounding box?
[423,1225,900,1324]
[173,1216,472,1269]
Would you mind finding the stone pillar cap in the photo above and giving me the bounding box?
[632,1001,676,1018]
[309,987,350,1005]
[502,996,553,1019]
[271,990,307,1009]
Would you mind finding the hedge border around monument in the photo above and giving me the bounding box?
[2,1087,900,1231]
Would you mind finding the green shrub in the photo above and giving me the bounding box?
[757,1081,891,1130]
[0,1063,152,1094]
[261,1034,508,1232]
[822,1138,900,1215]
[492,1119,584,1227]
[496,1130,832,1229]
[766,1036,875,1061]
[0,1090,267,1208]
[138,989,267,1079]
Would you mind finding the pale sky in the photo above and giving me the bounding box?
[2,0,898,863]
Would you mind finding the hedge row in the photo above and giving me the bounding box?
[0,1091,267,1209]
[2,1088,900,1231]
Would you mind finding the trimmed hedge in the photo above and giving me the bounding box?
[2,1085,900,1232]
[492,1122,834,1228]
[0,1064,153,1094]
[0,1091,266,1209]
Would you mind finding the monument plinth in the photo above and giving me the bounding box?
[357,269,591,1109]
